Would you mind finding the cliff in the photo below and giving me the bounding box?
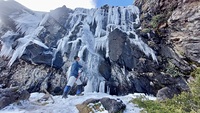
[0,0,199,100]
[135,0,200,71]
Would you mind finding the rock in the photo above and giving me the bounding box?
[76,98,102,113]
[0,87,30,109]
[157,87,174,101]
[8,62,67,93]
[174,76,190,92]
[100,98,126,113]
[98,60,111,80]
[53,86,63,95]
[168,0,200,65]
[76,98,126,113]
[82,98,100,104]
[160,45,192,74]
[108,29,140,70]
[108,29,127,62]
[76,104,92,113]
[156,75,189,101]
[135,0,200,69]
[129,75,154,95]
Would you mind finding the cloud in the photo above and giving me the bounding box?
[15,0,96,12]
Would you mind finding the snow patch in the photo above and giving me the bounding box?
[0,92,156,113]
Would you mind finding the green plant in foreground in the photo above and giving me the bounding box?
[132,68,200,113]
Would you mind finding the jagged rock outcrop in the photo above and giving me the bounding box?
[0,59,66,95]
[168,1,200,65]
[134,0,200,99]
[135,0,200,69]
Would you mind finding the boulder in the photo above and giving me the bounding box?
[156,87,174,101]
[100,98,126,113]
[0,87,30,109]
[156,75,189,101]
[130,75,154,95]
[76,98,126,113]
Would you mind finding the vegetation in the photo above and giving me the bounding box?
[132,67,200,113]
[191,67,200,77]
[165,61,182,77]
[87,102,105,113]
[150,14,166,29]
[141,28,151,34]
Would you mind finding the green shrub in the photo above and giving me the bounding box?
[150,14,166,29]
[165,61,182,77]
[132,67,200,113]
[191,67,200,77]
[141,28,151,34]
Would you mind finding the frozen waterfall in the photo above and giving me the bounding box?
[56,5,157,93]
[0,5,158,93]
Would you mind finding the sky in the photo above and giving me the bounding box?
[15,0,134,12]
[96,0,134,8]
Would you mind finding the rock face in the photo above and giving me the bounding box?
[156,75,189,101]
[0,87,30,109]
[135,0,200,68]
[0,0,199,100]
[134,0,200,99]
[168,1,200,64]
[0,59,66,95]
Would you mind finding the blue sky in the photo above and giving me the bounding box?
[96,0,134,8]
[15,0,134,12]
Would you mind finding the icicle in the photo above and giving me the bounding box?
[84,76,94,93]
[1,26,48,67]
[94,36,108,51]
[67,66,71,80]
[0,31,18,58]
[99,81,105,93]
[107,86,110,94]
[129,32,158,62]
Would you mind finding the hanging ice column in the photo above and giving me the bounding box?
[0,27,48,67]
[56,5,157,93]
[128,32,158,63]
[77,23,105,93]
[99,81,106,93]
[0,11,48,67]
